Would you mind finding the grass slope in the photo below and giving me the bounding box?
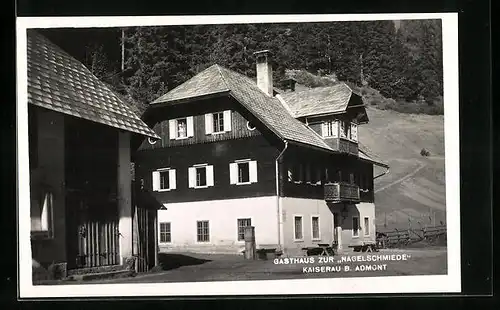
[359,107,446,231]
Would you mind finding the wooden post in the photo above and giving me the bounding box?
[244,226,256,260]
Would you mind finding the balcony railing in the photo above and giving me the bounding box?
[324,182,360,202]
[324,137,358,156]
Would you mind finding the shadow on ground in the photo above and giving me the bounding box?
[153,253,212,271]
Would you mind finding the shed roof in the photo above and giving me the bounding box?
[27,30,159,139]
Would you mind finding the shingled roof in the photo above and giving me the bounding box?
[150,64,387,168]
[277,83,356,118]
[27,30,159,139]
[152,64,331,151]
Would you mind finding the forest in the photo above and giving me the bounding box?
[40,19,443,115]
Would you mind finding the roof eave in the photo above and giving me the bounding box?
[149,90,231,108]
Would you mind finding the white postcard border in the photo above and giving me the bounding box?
[16,13,460,298]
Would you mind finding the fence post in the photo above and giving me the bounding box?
[244,226,256,260]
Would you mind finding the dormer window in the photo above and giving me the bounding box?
[321,120,338,138]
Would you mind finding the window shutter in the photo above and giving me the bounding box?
[223,110,232,132]
[350,122,358,141]
[187,116,194,137]
[206,165,214,187]
[205,114,213,135]
[169,120,176,140]
[169,169,176,190]
[229,163,238,184]
[332,120,339,138]
[321,122,327,137]
[249,160,258,183]
[152,171,160,191]
[188,167,196,188]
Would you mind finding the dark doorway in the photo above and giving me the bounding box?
[65,117,120,270]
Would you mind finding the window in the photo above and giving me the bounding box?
[205,110,232,134]
[160,222,171,243]
[350,122,358,141]
[364,217,370,236]
[213,112,224,133]
[294,216,303,240]
[196,167,207,187]
[321,120,338,138]
[31,191,54,238]
[160,171,169,189]
[237,218,252,241]
[188,165,214,188]
[197,221,210,242]
[169,117,193,140]
[312,216,320,240]
[238,162,250,183]
[152,168,176,191]
[230,160,257,185]
[352,216,360,237]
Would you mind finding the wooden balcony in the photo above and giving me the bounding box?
[325,137,358,156]
[324,182,360,203]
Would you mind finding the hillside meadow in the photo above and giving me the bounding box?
[360,107,446,230]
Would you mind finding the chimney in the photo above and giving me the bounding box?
[253,50,273,96]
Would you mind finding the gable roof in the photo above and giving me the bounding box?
[150,64,387,168]
[277,83,357,118]
[27,30,159,139]
[151,64,331,151]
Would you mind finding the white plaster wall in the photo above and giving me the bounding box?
[281,198,376,255]
[157,196,279,254]
[281,197,335,256]
[331,202,376,248]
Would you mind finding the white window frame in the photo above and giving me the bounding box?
[293,215,304,241]
[205,110,232,135]
[169,117,194,140]
[311,215,321,241]
[237,218,252,241]
[188,164,214,189]
[352,216,360,238]
[196,220,210,243]
[152,168,177,192]
[212,111,225,134]
[321,120,339,138]
[31,191,55,239]
[159,222,171,243]
[364,216,370,236]
[230,159,258,185]
[350,122,358,142]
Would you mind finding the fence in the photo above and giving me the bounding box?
[376,224,447,249]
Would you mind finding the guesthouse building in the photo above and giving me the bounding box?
[135,50,389,256]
